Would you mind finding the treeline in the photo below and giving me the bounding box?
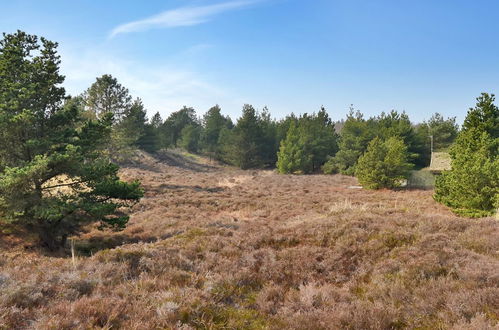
[77,74,461,175]
[83,72,499,217]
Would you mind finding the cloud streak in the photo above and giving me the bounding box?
[59,47,243,119]
[110,1,257,38]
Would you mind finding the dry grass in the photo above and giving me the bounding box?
[0,151,498,329]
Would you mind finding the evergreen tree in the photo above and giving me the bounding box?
[276,113,298,145]
[323,109,374,175]
[299,107,339,172]
[217,127,236,164]
[137,124,161,153]
[276,122,311,174]
[115,98,147,148]
[324,109,426,174]
[462,93,499,137]
[259,107,279,167]
[355,137,413,189]
[202,105,233,155]
[138,111,164,152]
[222,105,265,169]
[179,124,201,153]
[83,74,132,123]
[375,110,425,167]
[417,113,459,151]
[434,93,499,217]
[0,31,143,250]
[150,112,163,129]
[161,106,199,147]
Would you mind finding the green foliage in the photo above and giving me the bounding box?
[277,108,338,174]
[325,109,426,174]
[201,105,233,156]
[217,127,235,163]
[417,113,459,151]
[219,105,265,169]
[434,94,499,217]
[0,31,143,250]
[462,93,499,137]
[137,112,163,153]
[82,75,148,158]
[299,107,339,172]
[113,98,148,151]
[323,109,374,175]
[83,74,132,122]
[161,107,199,148]
[259,107,279,166]
[179,124,201,153]
[355,137,413,189]
[276,122,311,174]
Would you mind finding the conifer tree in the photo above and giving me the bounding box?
[323,109,373,175]
[223,105,265,169]
[0,31,143,250]
[434,93,499,217]
[259,107,279,167]
[83,74,132,122]
[202,105,233,156]
[179,124,201,153]
[161,107,199,147]
[276,121,311,174]
[115,98,147,148]
[417,113,459,151]
[355,137,413,189]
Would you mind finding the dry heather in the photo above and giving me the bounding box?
[0,151,498,329]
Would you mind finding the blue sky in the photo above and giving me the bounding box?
[1,0,499,123]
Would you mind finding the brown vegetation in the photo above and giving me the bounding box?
[1,151,498,329]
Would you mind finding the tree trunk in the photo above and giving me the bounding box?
[38,226,64,251]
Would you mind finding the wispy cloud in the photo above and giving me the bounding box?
[110,1,257,38]
[59,47,244,118]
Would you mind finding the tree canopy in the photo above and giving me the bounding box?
[0,31,143,250]
[434,93,499,217]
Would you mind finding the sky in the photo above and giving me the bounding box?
[1,0,499,124]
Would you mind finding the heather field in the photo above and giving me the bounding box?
[0,151,498,329]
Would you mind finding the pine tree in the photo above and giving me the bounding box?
[0,31,143,250]
[417,113,459,151]
[83,74,132,123]
[301,107,338,172]
[202,105,232,156]
[462,93,499,137]
[323,109,372,175]
[276,121,311,174]
[115,98,147,149]
[223,105,265,169]
[137,111,163,152]
[355,137,413,189]
[179,124,201,153]
[434,93,499,217]
[161,107,199,147]
[259,107,279,167]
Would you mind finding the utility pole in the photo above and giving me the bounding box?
[429,135,434,168]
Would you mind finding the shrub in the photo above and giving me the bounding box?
[355,137,413,189]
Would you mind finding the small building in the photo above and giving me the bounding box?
[407,152,452,189]
[428,152,452,174]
